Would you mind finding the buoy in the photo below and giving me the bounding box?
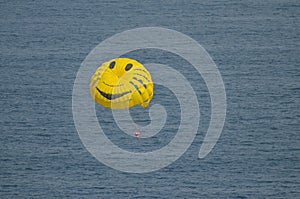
[134,131,140,140]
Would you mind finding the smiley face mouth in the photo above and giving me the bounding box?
[96,87,131,100]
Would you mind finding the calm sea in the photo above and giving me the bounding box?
[1,0,299,198]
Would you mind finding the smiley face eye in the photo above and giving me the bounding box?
[109,61,115,69]
[125,63,133,71]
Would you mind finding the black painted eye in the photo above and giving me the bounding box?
[125,63,133,71]
[109,61,115,69]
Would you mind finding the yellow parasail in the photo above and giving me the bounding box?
[90,58,154,109]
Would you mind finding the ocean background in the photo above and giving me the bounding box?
[1,0,299,198]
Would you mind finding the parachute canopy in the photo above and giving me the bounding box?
[90,58,154,109]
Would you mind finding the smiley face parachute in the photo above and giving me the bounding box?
[90,58,154,109]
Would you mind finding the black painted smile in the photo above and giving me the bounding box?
[96,87,131,100]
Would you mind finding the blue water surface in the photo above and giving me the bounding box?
[0,0,299,198]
